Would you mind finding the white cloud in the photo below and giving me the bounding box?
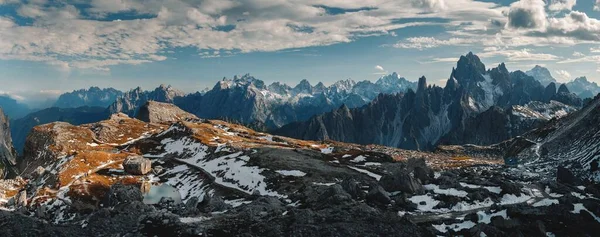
[375,65,385,71]
[506,0,547,29]
[595,0,600,11]
[392,37,479,49]
[548,0,577,12]
[554,69,571,81]
[592,47,600,53]
[478,48,560,61]
[572,51,585,57]
[0,0,512,71]
[558,55,600,63]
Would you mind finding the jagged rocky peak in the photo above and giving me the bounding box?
[267,81,292,95]
[0,107,16,177]
[293,79,313,94]
[136,101,199,123]
[452,52,486,85]
[153,84,185,101]
[217,74,266,90]
[525,65,557,86]
[558,84,571,94]
[417,76,428,91]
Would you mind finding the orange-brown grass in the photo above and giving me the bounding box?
[83,117,164,145]
[58,151,130,187]
[33,123,95,155]
[452,156,472,161]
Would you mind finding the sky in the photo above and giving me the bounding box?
[1,0,600,105]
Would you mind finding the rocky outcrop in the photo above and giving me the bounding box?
[0,108,16,177]
[122,155,152,175]
[136,101,199,123]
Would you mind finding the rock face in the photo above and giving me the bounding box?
[53,87,123,108]
[122,155,152,175]
[275,53,581,151]
[136,101,199,123]
[0,108,17,177]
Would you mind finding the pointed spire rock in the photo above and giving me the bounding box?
[417,76,427,92]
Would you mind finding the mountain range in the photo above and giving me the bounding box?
[526,65,600,99]
[275,53,583,150]
[0,90,599,235]
[4,53,599,157]
[53,87,122,108]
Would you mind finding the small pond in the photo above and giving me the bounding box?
[142,183,182,205]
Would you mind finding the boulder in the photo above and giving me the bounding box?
[341,178,365,200]
[366,185,391,205]
[123,155,152,175]
[379,169,424,194]
[557,166,580,185]
[198,194,229,213]
[317,184,353,206]
[103,183,143,207]
[136,101,199,123]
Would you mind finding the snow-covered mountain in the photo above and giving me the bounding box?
[53,87,123,108]
[111,73,417,128]
[565,76,600,99]
[525,65,557,86]
[275,53,582,151]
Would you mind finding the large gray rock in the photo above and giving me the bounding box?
[123,155,152,175]
[379,169,424,194]
[136,101,199,123]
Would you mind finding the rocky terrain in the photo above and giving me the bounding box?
[0,99,597,236]
[275,53,582,151]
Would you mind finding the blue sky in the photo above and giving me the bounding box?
[1,0,600,105]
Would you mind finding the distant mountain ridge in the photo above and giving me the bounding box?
[525,66,600,99]
[53,87,123,108]
[275,52,583,151]
[525,65,557,86]
[109,73,417,128]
